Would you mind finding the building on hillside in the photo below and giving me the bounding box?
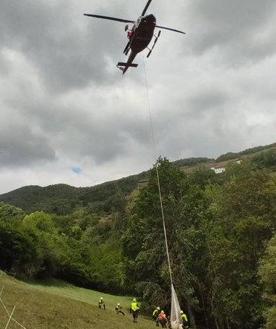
[210,158,242,174]
[210,166,226,174]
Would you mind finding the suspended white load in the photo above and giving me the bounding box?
[170,284,182,329]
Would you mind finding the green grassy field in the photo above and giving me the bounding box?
[0,272,155,329]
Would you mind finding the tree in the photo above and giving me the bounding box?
[21,212,69,278]
[0,202,25,223]
[0,222,38,276]
[259,234,276,329]
[205,165,276,329]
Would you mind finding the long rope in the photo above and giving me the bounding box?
[143,60,173,287]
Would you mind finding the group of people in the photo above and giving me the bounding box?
[98,297,126,316]
[98,297,189,328]
[152,306,189,329]
[98,297,140,322]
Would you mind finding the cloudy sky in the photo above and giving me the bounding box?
[0,0,276,193]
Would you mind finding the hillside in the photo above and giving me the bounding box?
[0,142,275,214]
[0,272,154,329]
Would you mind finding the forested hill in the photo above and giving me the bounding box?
[0,173,147,215]
[0,142,276,214]
[0,161,210,214]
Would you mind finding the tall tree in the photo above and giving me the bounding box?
[259,234,276,329]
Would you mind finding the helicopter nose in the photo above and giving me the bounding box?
[147,14,156,22]
[143,14,156,25]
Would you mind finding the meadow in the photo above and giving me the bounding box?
[0,272,155,329]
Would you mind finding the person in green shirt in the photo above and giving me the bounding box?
[130,298,140,323]
[180,310,189,328]
[152,306,161,326]
[98,297,105,310]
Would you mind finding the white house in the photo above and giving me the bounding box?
[211,167,226,174]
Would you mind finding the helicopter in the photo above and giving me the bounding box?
[84,0,185,74]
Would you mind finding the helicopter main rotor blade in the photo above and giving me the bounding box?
[84,14,134,24]
[156,25,186,34]
[141,0,153,16]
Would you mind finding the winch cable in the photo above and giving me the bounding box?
[142,58,174,287]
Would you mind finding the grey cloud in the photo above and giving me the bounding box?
[0,125,56,168]
[154,109,246,160]
[188,0,276,62]
[57,118,128,165]
[3,83,149,165]
[46,109,151,165]
[187,90,229,115]
[0,52,10,76]
[0,0,131,92]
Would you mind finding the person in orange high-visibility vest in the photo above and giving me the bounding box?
[158,310,168,328]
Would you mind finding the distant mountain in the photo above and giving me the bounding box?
[0,174,147,215]
[1,142,275,214]
[216,142,276,162]
[0,184,82,215]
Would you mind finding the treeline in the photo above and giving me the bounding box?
[0,159,276,329]
[173,157,213,167]
[0,204,126,293]
[216,143,276,162]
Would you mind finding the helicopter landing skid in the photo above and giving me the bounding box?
[147,30,161,58]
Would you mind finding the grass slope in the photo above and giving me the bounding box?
[0,273,154,329]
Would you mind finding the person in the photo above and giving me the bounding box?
[158,310,168,328]
[180,310,188,329]
[153,306,161,326]
[98,297,105,310]
[115,303,125,316]
[130,298,140,323]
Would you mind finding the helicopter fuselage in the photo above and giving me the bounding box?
[129,14,156,53]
